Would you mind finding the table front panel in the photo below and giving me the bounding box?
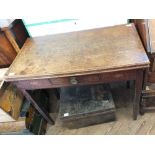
[14,70,137,90]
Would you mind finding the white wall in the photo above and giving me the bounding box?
[24,18,127,37]
[0,19,14,28]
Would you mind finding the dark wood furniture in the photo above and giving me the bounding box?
[0,29,17,68]
[9,19,30,49]
[4,24,149,124]
[132,19,155,113]
[1,19,30,53]
[0,19,30,68]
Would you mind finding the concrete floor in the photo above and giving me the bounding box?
[46,82,155,135]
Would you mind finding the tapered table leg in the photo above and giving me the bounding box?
[21,89,54,125]
[133,69,144,120]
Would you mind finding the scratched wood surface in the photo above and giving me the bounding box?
[5,24,149,81]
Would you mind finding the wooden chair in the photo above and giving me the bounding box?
[9,19,30,49]
[132,19,155,114]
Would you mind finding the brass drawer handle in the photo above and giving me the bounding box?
[70,77,78,85]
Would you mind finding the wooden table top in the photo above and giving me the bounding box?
[5,23,150,81]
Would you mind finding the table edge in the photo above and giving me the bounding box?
[4,64,149,82]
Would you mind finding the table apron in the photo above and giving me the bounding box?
[13,70,138,90]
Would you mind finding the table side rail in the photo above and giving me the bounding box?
[13,70,137,90]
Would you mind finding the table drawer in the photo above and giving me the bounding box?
[52,74,100,85]
[52,70,136,86]
[15,74,100,89]
[15,70,137,90]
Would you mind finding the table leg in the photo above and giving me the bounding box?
[140,68,149,115]
[21,89,54,125]
[133,69,144,120]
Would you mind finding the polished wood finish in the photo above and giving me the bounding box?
[5,24,149,123]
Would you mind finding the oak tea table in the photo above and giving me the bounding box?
[4,23,150,124]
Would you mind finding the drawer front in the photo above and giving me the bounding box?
[15,70,137,90]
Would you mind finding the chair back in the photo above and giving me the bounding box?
[9,19,30,49]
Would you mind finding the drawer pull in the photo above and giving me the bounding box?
[70,77,78,85]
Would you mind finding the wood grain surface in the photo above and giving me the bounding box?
[5,24,149,81]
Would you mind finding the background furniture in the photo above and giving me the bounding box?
[0,29,17,68]
[9,19,30,49]
[132,19,155,113]
[0,19,30,68]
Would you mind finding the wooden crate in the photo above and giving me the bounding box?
[59,84,116,129]
[26,104,47,135]
[0,83,24,120]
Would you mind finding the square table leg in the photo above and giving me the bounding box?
[21,89,54,125]
[133,69,145,120]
